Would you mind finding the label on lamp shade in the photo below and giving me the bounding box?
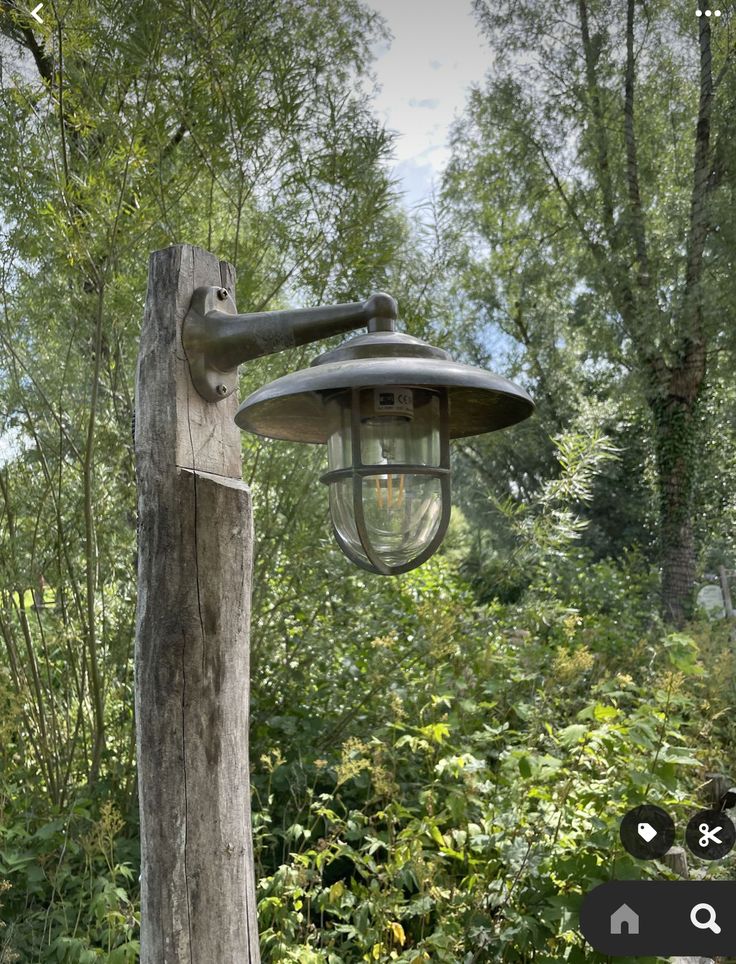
[373,387,414,418]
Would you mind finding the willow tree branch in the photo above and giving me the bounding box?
[578,0,617,247]
[624,0,651,285]
[681,10,715,371]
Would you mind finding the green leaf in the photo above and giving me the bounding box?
[558,724,588,746]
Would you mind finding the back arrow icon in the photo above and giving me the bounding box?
[30,3,43,22]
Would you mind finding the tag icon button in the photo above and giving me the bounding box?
[620,805,675,859]
[637,822,658,843]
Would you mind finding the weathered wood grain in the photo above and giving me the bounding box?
[135,244,260,962]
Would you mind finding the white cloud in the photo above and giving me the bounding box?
[368,0,492,207]
[408,97,440,109]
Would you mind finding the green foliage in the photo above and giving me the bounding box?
[458,430,623,604]
[0,0,403,956]
[0,792,139,960]
[0,0,404,815]
[243,429,731,961]
[250,554,727,962]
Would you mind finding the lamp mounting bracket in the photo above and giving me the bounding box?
[182,285,240,402]
[182,287,398,402]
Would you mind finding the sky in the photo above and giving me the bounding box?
[367,0,493,210]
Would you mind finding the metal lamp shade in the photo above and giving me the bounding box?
[235,331,534,441]
[235,330,534,574]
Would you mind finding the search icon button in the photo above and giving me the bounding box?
[691,903,721,934]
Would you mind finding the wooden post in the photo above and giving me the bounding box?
[135,245,260,962]
[718,566,735,619]
[704,772,731,809]
[662,845,688,878]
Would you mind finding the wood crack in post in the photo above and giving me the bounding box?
[183,297,209,674]
[182,320,207,953]
[183,284,206,959]
[180,628,194,961]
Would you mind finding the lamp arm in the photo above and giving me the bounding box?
[182,287,397,402]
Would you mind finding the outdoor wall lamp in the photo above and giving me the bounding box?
[183,287,533,575]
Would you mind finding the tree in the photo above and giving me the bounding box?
[444,0,736,624]
[0,1,404,954]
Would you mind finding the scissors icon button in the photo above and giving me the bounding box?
[686,810,735,860]
[698,823,723,847]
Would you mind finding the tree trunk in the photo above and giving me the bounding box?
[135,244,260,962]
[650,366,704,626]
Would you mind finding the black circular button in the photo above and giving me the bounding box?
[620,804,676,860]
[685,809,736,860]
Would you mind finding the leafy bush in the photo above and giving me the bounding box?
[252,554,724,962]
[0,792,139,961]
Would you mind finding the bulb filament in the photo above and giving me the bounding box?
[373,473,405,509]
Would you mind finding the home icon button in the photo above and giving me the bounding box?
[610,903,640,935]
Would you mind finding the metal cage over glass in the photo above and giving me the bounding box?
[319,385,451,574]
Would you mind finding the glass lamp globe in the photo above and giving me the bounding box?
[321,386,450,573]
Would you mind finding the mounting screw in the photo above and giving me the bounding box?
[217,287,228,300]
[215,383,229,397]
